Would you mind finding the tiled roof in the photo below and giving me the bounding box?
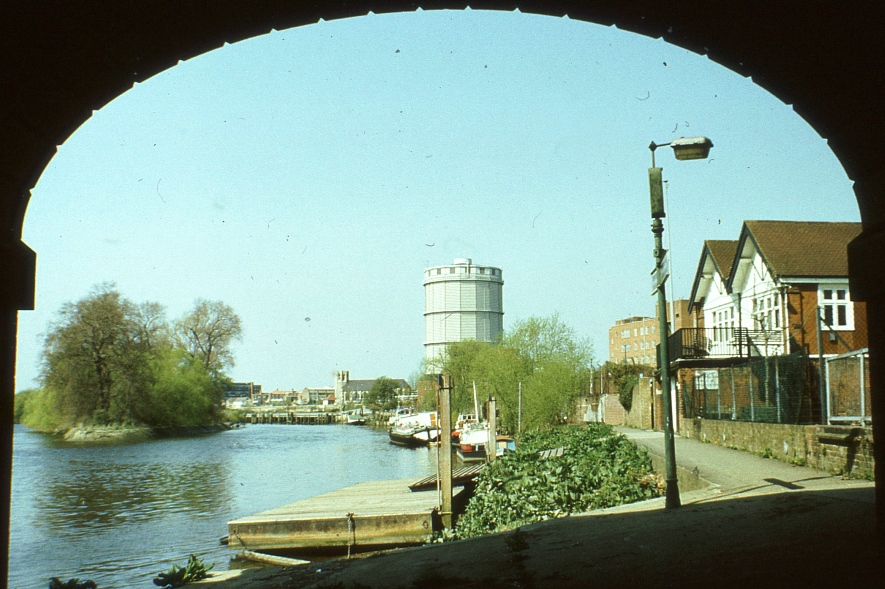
[688,240,740,311]
[705,240,739,280]
[743,220,861,278]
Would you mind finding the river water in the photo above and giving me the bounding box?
[9,423,439,589]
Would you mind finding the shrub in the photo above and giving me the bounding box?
[153,555,213,588]
[455,424,662,538]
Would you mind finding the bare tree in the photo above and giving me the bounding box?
[132,301,169,350]
[175,299,243,376]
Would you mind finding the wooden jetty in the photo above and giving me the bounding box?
[227,478,466,554]
[408,464,485,491]
[246,411,335,425]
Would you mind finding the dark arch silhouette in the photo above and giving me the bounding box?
[3,1,884,580]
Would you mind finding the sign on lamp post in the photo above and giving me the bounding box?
[648,137,713,509]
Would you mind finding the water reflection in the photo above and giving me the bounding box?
[10,424,436,589]
[35,459,233,530]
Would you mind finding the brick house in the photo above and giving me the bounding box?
[674,220,867,426]
[686,220,866,360]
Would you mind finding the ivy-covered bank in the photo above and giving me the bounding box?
[455,425,663,538]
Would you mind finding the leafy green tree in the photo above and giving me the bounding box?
[499,315,592,431]
[365,376,401,411]
[175,299,242,376]
[29,285,241,431]
[441,314,594,433]
[40,284,138,425]
[139,348,220,427]
[440,340,494,415]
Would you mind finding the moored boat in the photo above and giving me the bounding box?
[451,413,477,443]
[388,411,440,446]
[456,422,490,462]
[388,407,416,427]
[345,407,367,425]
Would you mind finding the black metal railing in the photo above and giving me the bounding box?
[665,327,785,362]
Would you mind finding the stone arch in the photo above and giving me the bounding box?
[3,2,884,575]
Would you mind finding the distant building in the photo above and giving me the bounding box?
[301,387,335,405]
[424,257,504,371]
[262,389,297,405]
[223,382,261,408]
[335,371,412,405]
[608,300,692,365]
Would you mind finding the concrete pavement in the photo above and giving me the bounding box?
[616,426,866,497]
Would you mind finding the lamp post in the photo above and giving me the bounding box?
[648,136,713,509]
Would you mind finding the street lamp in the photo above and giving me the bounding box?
[648,136,713,509]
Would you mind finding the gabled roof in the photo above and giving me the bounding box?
[706,240,741,281]
[688,240,739,313]
[727,221,861,286]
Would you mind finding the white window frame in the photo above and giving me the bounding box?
[819,284,854,330]
[751,291,781,330]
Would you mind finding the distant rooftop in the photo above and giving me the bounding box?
[615,316,653,325]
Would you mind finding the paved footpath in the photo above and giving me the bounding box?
[616,426,871,497]
[200,428,879,589]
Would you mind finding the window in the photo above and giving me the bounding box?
[752,292,781,330]
[820,285,853,330]
[710,306,735,342]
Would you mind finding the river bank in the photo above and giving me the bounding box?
[195,429,879,589]
[61,424,153,443]
[28,423,236,444]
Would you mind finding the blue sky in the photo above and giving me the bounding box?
[16,9,859,392]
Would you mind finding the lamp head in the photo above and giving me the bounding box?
[668,136,714,160]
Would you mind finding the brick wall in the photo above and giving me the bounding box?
[602,394,626,425]
[786,285,868,355]
[602,379,657,430]
[682,418,874,477]
[624,377,656,430]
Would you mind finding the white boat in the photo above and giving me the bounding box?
[451,413,477,443]
[388,407,415,427]
[457,422,490,462]
[388,411,441,446]
[345,408,367,425]
[457,424,517,462]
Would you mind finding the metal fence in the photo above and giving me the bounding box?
[681,352,819,424]
[669,327,786,361]
[826,348,871,425]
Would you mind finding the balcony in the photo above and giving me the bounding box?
[666,327,786,362]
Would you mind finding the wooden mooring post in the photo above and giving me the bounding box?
[438,374,453,529]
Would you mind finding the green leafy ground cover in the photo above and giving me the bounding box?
[455,424,663,538]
